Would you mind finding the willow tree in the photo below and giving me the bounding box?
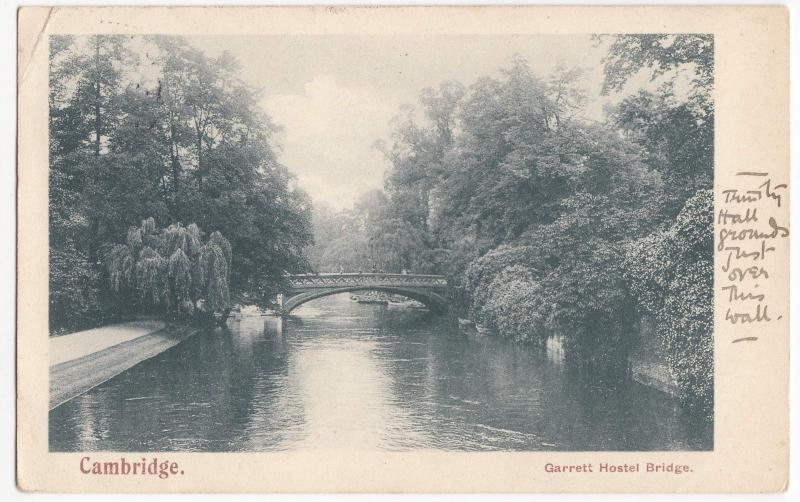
[107,217,233,322]
[48,35,313,333]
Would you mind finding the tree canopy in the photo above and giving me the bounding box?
[307,37,714,420]
[49,35,312,333]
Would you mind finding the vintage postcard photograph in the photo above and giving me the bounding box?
[17,5,789,493]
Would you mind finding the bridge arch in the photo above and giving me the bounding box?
[281,286,449,315]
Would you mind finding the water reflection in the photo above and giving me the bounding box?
[49,294,711,451]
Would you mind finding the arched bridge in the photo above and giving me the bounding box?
[278,273,450,315]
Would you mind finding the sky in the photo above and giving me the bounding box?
[188,35,619,209]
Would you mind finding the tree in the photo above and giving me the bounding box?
[48,35,313,332]
[461,121,659,377]
[107,218,233,322]
[149,37,313,307]
[601,35,714,420]
[48,35,138,332]
[602,34,714,216]
[600,34,713,96]
[49,244,104,335]
[67,36,138,261]
[374,57,659,377]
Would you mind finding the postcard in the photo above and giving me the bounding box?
[17,5,789,492]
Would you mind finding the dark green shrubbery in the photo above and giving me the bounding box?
[624,190,714,421]
[465,238,639,381]
[49,244,105,335]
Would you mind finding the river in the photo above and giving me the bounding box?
[49,294,712,451]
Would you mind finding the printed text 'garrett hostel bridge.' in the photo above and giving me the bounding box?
[278,273,450,315]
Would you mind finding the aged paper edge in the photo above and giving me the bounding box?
[16,5,789,493]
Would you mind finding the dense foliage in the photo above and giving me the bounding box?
[603,34,714,216]
[107,218,233,322]
[49,35,312,333]
[308,36,714,418]
[51,33,715,420]
[624,190,714,420]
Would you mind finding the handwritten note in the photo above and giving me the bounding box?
[718,172,788,342]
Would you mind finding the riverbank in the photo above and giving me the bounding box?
[629,316,679,397]
[49,322,201,410]
[458,316,679,397]
[50,320,165,365]
[50,293,712,452]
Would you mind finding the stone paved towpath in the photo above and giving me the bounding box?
[49,321,201,410]
[50,320,165,366]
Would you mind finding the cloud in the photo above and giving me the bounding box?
[263,75,410,209]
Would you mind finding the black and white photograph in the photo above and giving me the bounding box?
[46,31,716,453]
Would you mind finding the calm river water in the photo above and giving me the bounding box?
[50,294,712,451]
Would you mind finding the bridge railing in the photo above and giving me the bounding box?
[287,273,448,289]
